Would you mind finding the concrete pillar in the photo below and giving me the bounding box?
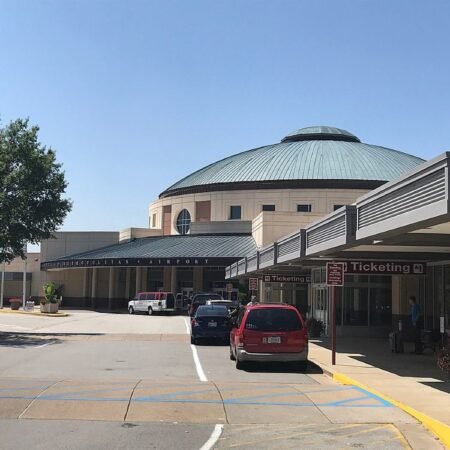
[170,267,177,293]
[135,267,141,295]
[193,267,203,293]
[91,268,97,309]
[82,269,89,308]
[108,267,115,310]
[163,267,172,291]
[141,268,148,291]
[82,269,89,298]
[125,268,131,300]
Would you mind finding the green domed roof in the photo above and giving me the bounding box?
[160,126,424,198]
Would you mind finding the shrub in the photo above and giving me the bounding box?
[42,282,58,304]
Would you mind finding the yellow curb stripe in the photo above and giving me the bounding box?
[333,372,450,449]
[0,309,69,317]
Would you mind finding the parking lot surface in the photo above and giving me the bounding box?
[0,311,443,449]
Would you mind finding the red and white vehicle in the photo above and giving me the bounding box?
[128,292,176,315]
[230,302,308,370]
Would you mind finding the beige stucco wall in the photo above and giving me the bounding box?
[40,232,120,298]
[119,227,162,242]
[149,188,370,236]
[1,253,41,299]
[252,211,324,247]
[41,231,119,261]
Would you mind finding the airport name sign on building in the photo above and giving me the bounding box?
[41,257,238,270]
[343,261,426,275]
[262,274,311,284]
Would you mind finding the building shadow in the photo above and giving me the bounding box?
[313,336,449,388]
[241,360,322,375]
[0,332,63,348]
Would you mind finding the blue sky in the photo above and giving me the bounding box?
[1,0,450,235]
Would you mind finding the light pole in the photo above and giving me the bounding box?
[22,247,27,309]
[0,261,5,309]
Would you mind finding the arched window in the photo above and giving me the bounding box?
[176,209,191,235]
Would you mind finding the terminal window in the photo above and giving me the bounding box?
[262,204,275,212]
[229,205,242,220]
[297,204,312,212]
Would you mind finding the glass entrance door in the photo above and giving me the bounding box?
[311,285,329,333]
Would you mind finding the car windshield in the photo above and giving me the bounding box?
[245,308,302,331]
[196,305,229,317]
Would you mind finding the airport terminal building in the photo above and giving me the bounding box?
[6,125,449,338]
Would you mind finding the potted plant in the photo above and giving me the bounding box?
[437,343,450,382]
[40,282,60,313]
[8,297,22,311]
[306,317,324,338]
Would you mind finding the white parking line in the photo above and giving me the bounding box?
[35,342,52,348]
[190,344,208,382]
[185,316,208,382]
[183,316,191,335]
[199,424,224,450]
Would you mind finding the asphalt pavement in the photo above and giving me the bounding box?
[0,310,443,449]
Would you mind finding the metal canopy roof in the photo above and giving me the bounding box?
[42,234,257,270]
[226,152,450,279]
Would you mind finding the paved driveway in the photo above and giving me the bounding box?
[0,312,443,449]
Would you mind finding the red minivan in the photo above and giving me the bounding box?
[229,303,308,370]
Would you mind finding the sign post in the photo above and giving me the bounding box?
[226,283,233,300]
[249,278,258,301]
[326,263,345,366]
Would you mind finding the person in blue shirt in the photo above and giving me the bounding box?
[409,296,423,354]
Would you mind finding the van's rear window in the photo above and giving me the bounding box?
[245,309,302,331]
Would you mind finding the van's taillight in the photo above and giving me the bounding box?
[237,334,245,348]
[192,319,200,327]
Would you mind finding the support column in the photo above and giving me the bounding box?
[170,267,177,294]
[125,268,131,300]
[163,267,172,292]
[108,267,115,310]
[135,267,141,296]
[193,267,203,293]
[141,268,148,292]
[82,268,89,308]
[91,268,97,309]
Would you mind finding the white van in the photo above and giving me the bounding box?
[128,292,176,315]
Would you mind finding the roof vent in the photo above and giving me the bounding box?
[281,126,360,143]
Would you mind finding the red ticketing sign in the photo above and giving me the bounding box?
[326,263,345,286]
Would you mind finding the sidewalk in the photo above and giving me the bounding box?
[309,337,450,448]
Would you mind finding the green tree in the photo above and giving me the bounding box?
[0,118,72,262]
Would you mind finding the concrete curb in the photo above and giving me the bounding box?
[332,372,450,449]
[0,309,69,317]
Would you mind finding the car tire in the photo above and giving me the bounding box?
[235,356,245,370]
[128,306,134,314]
[191,335,196,345]
[229,344,235,361]
[148,307,153,316]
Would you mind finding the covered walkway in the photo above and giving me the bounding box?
[309,337,450,447]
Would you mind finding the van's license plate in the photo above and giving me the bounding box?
[208,321,217,327]
[267,336,281,344]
